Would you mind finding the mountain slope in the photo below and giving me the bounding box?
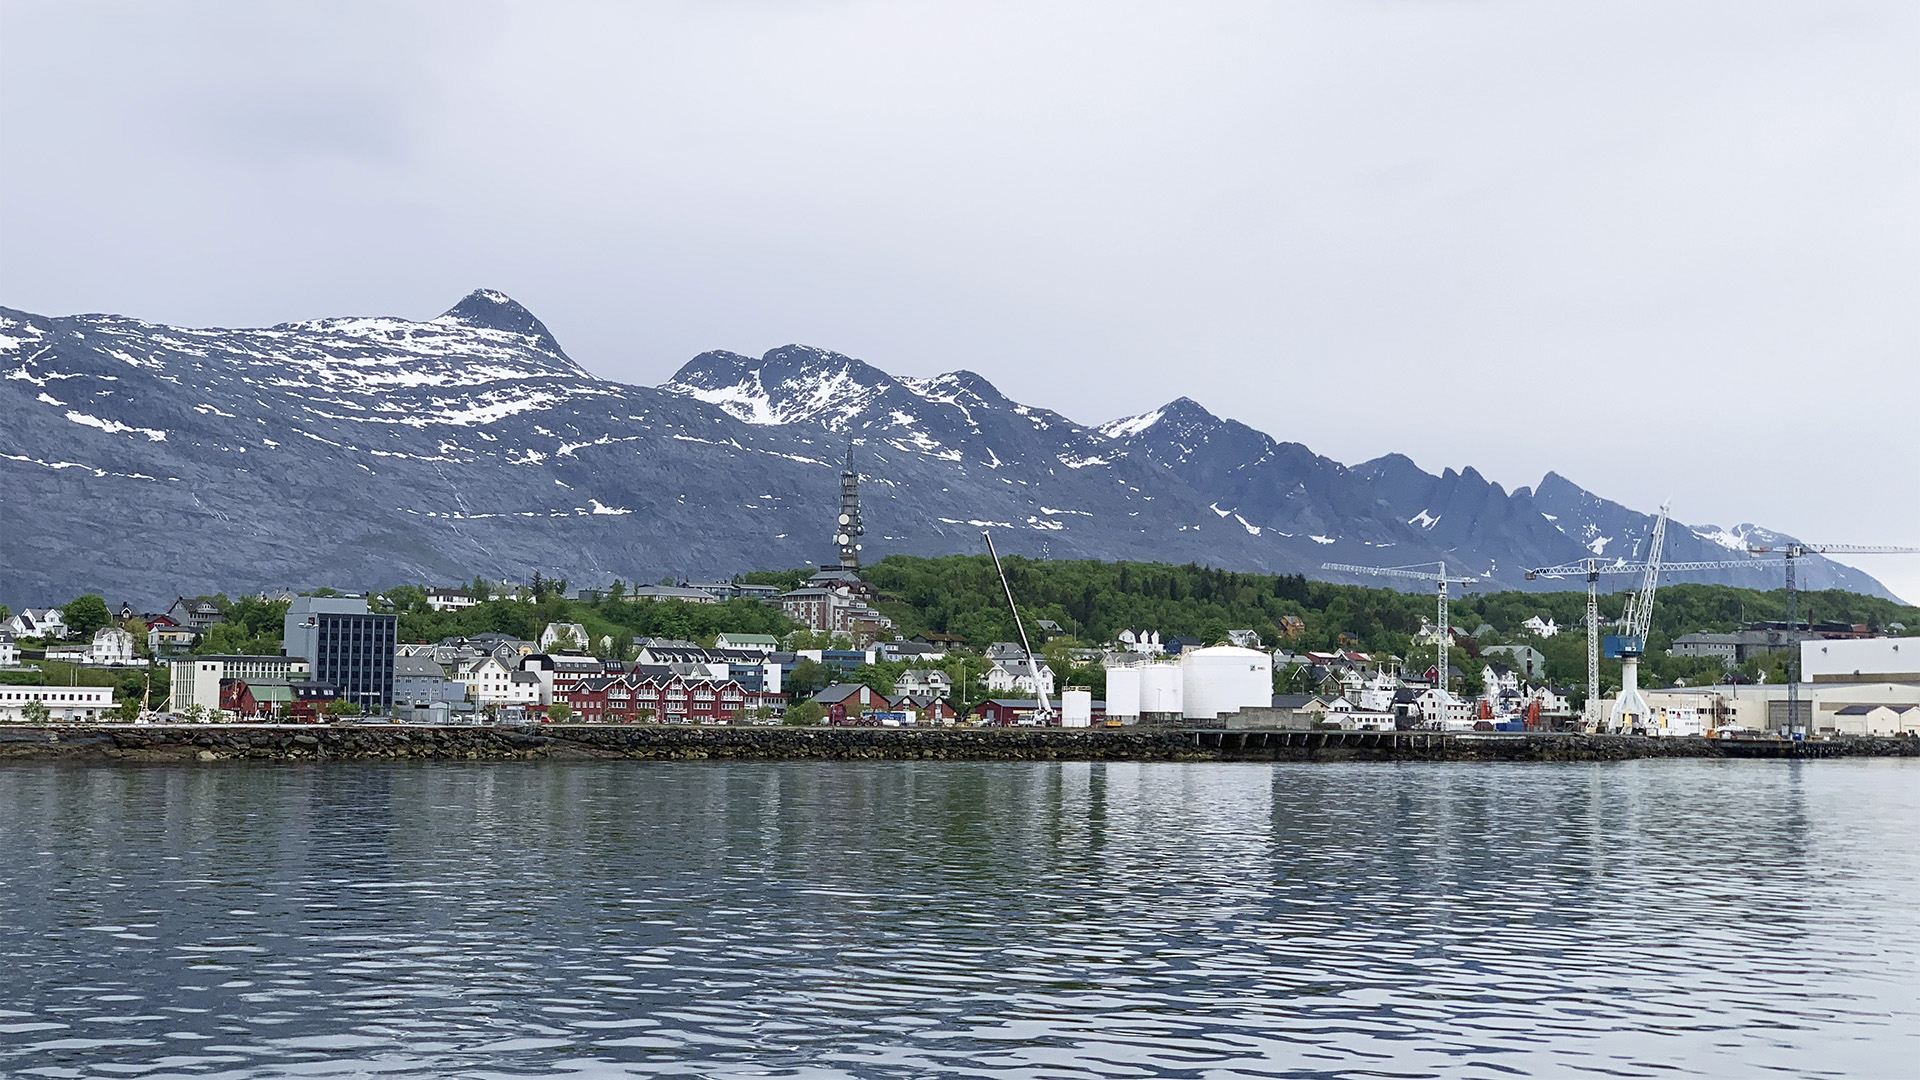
[0,292,1893,604]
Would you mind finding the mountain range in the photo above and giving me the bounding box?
[0,290,1891,606]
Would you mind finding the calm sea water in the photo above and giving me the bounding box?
[0,759,1915,1079]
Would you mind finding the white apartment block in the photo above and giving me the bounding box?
[1,685,114,722]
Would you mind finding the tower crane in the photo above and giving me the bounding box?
[1320,562,1479,697]
[1524,506,1783,730]
[1740,542,1920,739]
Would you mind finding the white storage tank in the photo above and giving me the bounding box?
[1061,687,1093,728]
[1104,661,1141,720]
[1139,662,1184,718]
[1180,645,1272,721]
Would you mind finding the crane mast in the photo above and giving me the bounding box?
[1321,561,1478,699]
[984,530,1051,723]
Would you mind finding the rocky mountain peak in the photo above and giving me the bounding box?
[433,289,567,357]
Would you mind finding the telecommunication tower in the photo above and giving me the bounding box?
[835,441,864,569]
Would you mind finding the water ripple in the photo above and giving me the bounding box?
[0,760,1915,1078]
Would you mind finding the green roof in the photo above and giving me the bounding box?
[719,634,779,644]
[249,684,295,703]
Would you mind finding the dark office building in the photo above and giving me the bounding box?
[283,596,397,712]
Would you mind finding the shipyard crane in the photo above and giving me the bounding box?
[1320,562,1479,696]
[1524,507,1785,730]
[983,530,1052,724]
[1741,542,1920,738]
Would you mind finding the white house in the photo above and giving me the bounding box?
[425,588,480,612]
[985,658,1056,697]
[1115,629,1163,655]
[539,622,590,653]
[5,608,68,640]
[714,633,779,655]
[1416,688,1477,729]
[1521,616,1559,638]
[0,631,19,668]
[1483,663,1522,699]
[1226,629,1263,649]
[91,627,136,665]
[895,667,954,697]
[454,656,543,706]
[1831,703,1920,737]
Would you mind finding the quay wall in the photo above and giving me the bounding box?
[1,725,1916,763]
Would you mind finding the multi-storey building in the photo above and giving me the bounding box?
[171,654,312,713]
[283,596,397,712]
[563,673,781,724]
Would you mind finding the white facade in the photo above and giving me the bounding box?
[1061,687,1093,728]
[986,659,1055,697]
[0,632,18,668]
[5,608,68,640]
[87,627,136,665]
[1180,645,1273,721]
[1521,616,1559,638]
[1114,629,1163,655]
[425,588,479,612]
[456,656,542,706]
[1802,638,1918,683]
[1,685,114,722]
[714,634,779,654]
[539,622,590,652]
[895,668,953,697]
[1102,658,1182,721]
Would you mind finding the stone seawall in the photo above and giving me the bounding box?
[1,725,1915,763]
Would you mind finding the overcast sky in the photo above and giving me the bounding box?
[5,1,1917,599]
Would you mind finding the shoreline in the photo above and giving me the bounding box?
[2,724,1916,763]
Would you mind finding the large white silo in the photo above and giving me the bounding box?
[1104,660,1141,720]
[1138,662,1184,719]
[1061,687,1093,727]
[1180,645,1273,721]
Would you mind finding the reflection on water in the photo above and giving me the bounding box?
[1,760,1915,1078]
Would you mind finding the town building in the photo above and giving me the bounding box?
[894,667,953,698]
[1114,629,1162,654]
[164,597,225,631]
[425,588,480,612]
[626,584,722,603]
[4,607,67,640]
[394,655,460,709]
[0,630,18,669]
[1521,616,1559,638]
[1480,644,1547,681]
[452,655,542,708]
[564,672,780,724]
[46,627,137,667]
[283,596,398,712]
[520,652,613,705]
[0,685,114,722]
[539,622,590,652]
[714,633,780,654]
[146,616,197,655]
[171,654,311,713]
[985,658,1055,697]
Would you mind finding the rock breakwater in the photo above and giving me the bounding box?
[0,725,1914,763]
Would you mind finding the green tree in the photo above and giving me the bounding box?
[786,659,831,700]
[547,702,574,723]
[325,699,363,718]
[110,697,141,722]
[21,699,51,724]
[784,700,825,726]
[634,706,654,724]
[63,594,110,639]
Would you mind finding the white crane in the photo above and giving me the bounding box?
[1525,507,1786,730]
[1741,542,1920,738]
[983,530,1052,724]
[1321,561,1478,697]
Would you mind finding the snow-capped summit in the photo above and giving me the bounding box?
[0,292,1895,604]
[433,288,569,358]
[664,345,897,428]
